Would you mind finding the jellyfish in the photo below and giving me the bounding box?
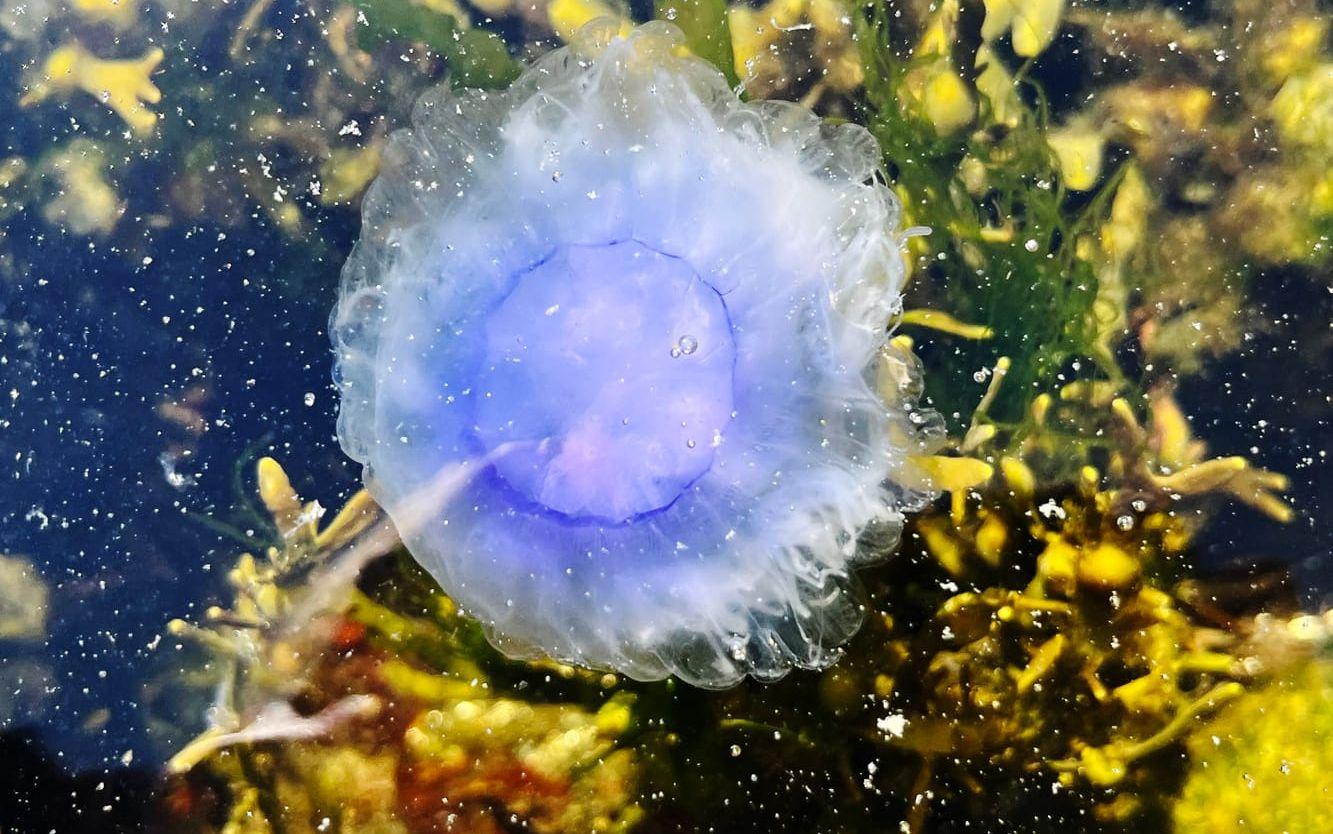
[332,20,935,688]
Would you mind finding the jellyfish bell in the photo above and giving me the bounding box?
[332,20,936,688]
[472,241,737,524]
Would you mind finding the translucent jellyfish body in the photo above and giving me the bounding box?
[333,21,933,687]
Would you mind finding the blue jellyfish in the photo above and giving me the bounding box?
[333,21,935,688]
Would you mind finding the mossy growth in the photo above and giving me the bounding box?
[1174,658,1333,833]
[854,4,1111,427]
[350,0,520,89]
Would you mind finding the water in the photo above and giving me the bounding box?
[0,184,359,769]
[0,0,1329,831]
[0,0,369,774]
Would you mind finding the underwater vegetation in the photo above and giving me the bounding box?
[159,427,1324,833]
[0,553,54,728]
[1174,654,1333,832]
[155,459,645,834]
[0,0,1327,830]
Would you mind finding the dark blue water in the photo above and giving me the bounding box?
[0,0,380,780]
[1183,267,1332,608]
[0,203,359,772]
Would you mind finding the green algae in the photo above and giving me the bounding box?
[1176,659,1333,833]
[855,4,1107,426]
[350,0,520,88]
[656,0,737,86]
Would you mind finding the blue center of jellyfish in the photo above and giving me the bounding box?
[473,240,738,524]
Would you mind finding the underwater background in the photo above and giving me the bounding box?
[0,0,1329,831]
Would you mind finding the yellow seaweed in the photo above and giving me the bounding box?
[1048,122,1105,192]
[900,308,994,340]
[548,0,621,42]
[21,42,164,136]
[69,0,139,27]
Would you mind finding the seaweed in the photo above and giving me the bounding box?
[855,2,1110,425]
[349,0,520,88]
[655,0,738,86]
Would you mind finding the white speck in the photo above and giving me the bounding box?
[159,453,196,489]
[876,714,908,738]
[1038,499,1066,520]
